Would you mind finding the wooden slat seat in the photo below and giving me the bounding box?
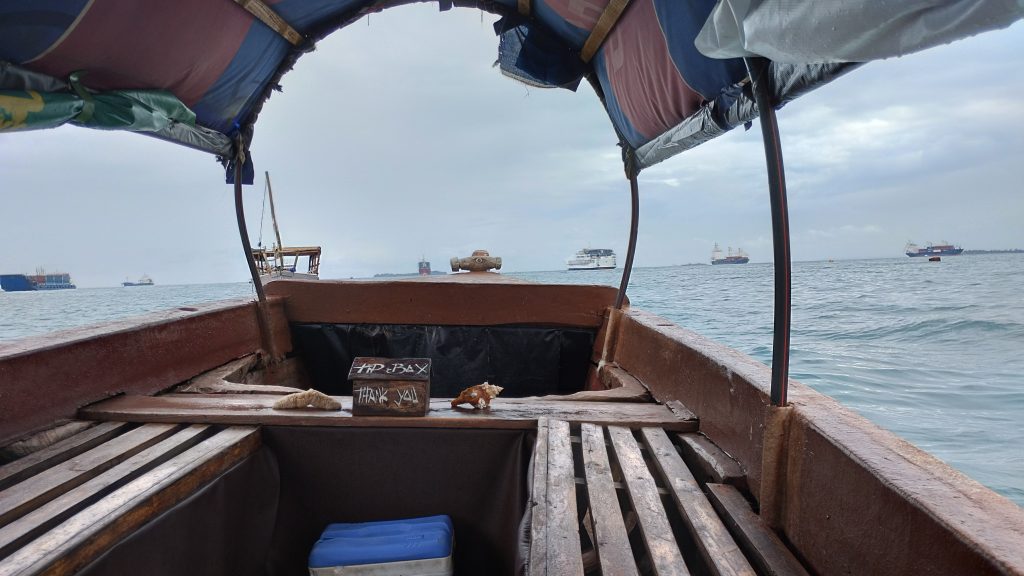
[529,419,798,575]
[706,484,811,576]
[0,423,260,576]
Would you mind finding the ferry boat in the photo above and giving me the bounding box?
[905,241,964,257]
[567,248,617,270]
[712,243,750,265]
[0,270,76,291]
[1,4,1022,576]
[122,275,154,287]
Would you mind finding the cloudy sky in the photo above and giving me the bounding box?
[2,6,1022,287]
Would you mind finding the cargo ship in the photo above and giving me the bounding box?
[0,270,77,291]
[711,243,749,265]
[567,248,616,270]
[122,275,155,287]
[905,242,964,257]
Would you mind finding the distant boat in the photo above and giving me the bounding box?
[251,172,322,283]
[0,269,76,292]
[711,243,749,265]
[419,258,432,276]
[567,248,617,270]
[905,241,963,257]
[928,256,941,262]
[122,275,154,287]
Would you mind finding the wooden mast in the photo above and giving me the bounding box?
[265,171,285,273]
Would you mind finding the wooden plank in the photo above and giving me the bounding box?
[527,418,550,576]
[79,395,698,431]
[705,484,811,576]
[264,279,618,328]
[233,0,303,45]
[0,424,177,526]
[580,424,638,576]
[0,426,209,559]
[0,423,130,492]
[641,428,754,576]
[607,426,689,576]
[0,297,290,447]
[676,433,747,490]
[546,420,584,576]
[0,427,260,576]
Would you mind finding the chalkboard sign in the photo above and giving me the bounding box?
[349,357,431,416]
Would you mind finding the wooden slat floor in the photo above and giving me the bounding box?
[530,418,809,576]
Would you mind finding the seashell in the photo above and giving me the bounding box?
[450,382,504,409]
[273,388,341,410]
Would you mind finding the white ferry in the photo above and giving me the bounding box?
[567,248,617,270]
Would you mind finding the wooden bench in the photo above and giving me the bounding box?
[528,418,807,576]
[0,422,259,575]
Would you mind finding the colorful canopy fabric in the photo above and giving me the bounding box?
[1,0,1020,178]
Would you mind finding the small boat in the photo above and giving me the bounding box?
[2,4,1023,576]
[567,248,617,270]
[712,243,750,265]
[929,256,941,262]
[0,269,76,291]
[906,241,964,257]
[122,275,154,287]
[251,172,322,283]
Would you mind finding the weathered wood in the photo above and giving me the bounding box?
[541,364,651,403]
[0,426,209,559]
[175,355,302,395]
[546,420,584,576]
[0,297,290,447]
[352,381,429,416]
[705,484,811,576]
[642,428,754,576]
[79,395,697,431]
[0,426,260,576]
[528,418,550,576]
[0,423,130,492]
[264,279,619,328]
[676,433,747,490]
[607,426,690,576]
[580,424,638,576]
[0,424,177,527]
[233,0,303,45]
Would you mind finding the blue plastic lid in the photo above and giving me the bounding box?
[309,515,453,568]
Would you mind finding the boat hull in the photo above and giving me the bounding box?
[712,257,749,265]
[907,247,964,257]
[1,273,76,291]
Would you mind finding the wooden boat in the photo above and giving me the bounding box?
[2,2,1023,575]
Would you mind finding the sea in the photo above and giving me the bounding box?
[1,254,1022,507]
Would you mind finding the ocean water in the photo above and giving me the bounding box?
[1,255,1022,507]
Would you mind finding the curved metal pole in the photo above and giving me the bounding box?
[234,154,267,305]
[747,57,791,407]
[615,169,640,310]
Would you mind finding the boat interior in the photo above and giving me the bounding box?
[2,274,1022,576]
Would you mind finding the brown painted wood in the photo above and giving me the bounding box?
[0,424,178,527]
[0,423,130,492]
[676,433,747,490]
[352,381,430,416]
[580,423,638,576]
[0,298,291,447]
[264,279,618,328]
[0,426,209,559]
[607,426,690,576]
[545,420,584,576]
[79,395,697,431]
[0,426,260,576]
[527,418,550,576]
[705,484,810,576]
[641,428,754,576]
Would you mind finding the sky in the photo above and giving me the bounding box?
[1,6,1022,287]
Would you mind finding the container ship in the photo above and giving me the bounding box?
[905,242,964,257]
[567,248,617,270]
[711,243,749,265]
[0,270,77,291]
[122,275,155,287]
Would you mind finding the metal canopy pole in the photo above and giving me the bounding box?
[234,153,267,305]
[615,159,640,310]
[747,57,791,407]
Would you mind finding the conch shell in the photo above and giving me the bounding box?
[451,382,504,409]
[273,388,341,410]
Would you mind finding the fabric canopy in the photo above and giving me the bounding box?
[1,0,1020,179]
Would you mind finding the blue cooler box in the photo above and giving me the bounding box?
[308,515,454,576]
